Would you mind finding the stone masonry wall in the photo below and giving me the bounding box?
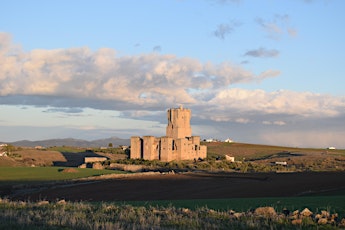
[130,106,207,162]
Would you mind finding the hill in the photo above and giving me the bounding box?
[205,142,330,159]
[204,141,345,171]
[1,141,344,171]
[2,137,130,148]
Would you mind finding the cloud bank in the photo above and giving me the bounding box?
[0,32,276,110]
[1,32,345,148]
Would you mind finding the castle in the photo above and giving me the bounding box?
[130,106,207,162]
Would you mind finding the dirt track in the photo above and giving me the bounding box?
[11,171,345,202]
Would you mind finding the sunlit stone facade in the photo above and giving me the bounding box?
[130,106,207,162]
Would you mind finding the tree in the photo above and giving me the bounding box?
[3,144,15,155]
[108,143,113,148]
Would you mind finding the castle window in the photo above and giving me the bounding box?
[172,140,176,150]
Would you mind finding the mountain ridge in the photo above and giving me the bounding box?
[1,137,130,148]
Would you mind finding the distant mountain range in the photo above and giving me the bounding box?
[2,137,130,148]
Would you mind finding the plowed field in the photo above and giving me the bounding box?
[10,171,345,202]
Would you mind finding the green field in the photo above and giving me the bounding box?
[0,166,124,181]
[121,195,345,217]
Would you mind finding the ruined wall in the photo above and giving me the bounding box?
[84,157,107,163]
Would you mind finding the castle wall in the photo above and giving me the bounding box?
[174,138,187,161]
[130,136,142,159]
[198,145,207,159]
[143,136,158,160]
[190,136,207,159]
[159,136,174,162]
[130,106,207,162]
[191,136,200,144]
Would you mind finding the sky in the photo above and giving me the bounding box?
[1,0,345,148]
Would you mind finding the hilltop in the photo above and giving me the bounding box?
[1,137,130,148]
[204,142,345,171]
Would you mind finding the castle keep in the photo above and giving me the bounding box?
[130,106,207,162]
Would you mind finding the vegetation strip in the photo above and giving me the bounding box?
[119,196,345,217]
[1,198,345,229]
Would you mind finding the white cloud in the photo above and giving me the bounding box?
[257,70,281,79]
[262,120,286,126]
[208,88,345,118]
[0,32,274,109]
[1,33,344,122]
[235,118,251,124]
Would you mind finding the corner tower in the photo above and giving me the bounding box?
[166,105,192,139]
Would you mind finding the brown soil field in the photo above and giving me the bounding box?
[205,142,340,159]
[2,143,345,202]
[0,148,125,167]
[3,142,344,169]
[10,171,345,202]
[206,142,345,170]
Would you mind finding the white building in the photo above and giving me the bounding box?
[224,138,234,143]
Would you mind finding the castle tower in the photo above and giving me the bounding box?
[166,105,192,139]
[130,106,206,162]
[130,136,142,159]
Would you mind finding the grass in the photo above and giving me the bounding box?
[1,198,344,229]
[118,195,345,217]
[205,142,330,159]
[0,166,124,182]
[48,146,83,153]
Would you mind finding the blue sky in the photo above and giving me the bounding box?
[1,0,345,148]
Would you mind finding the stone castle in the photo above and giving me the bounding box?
[130,106,207,162]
